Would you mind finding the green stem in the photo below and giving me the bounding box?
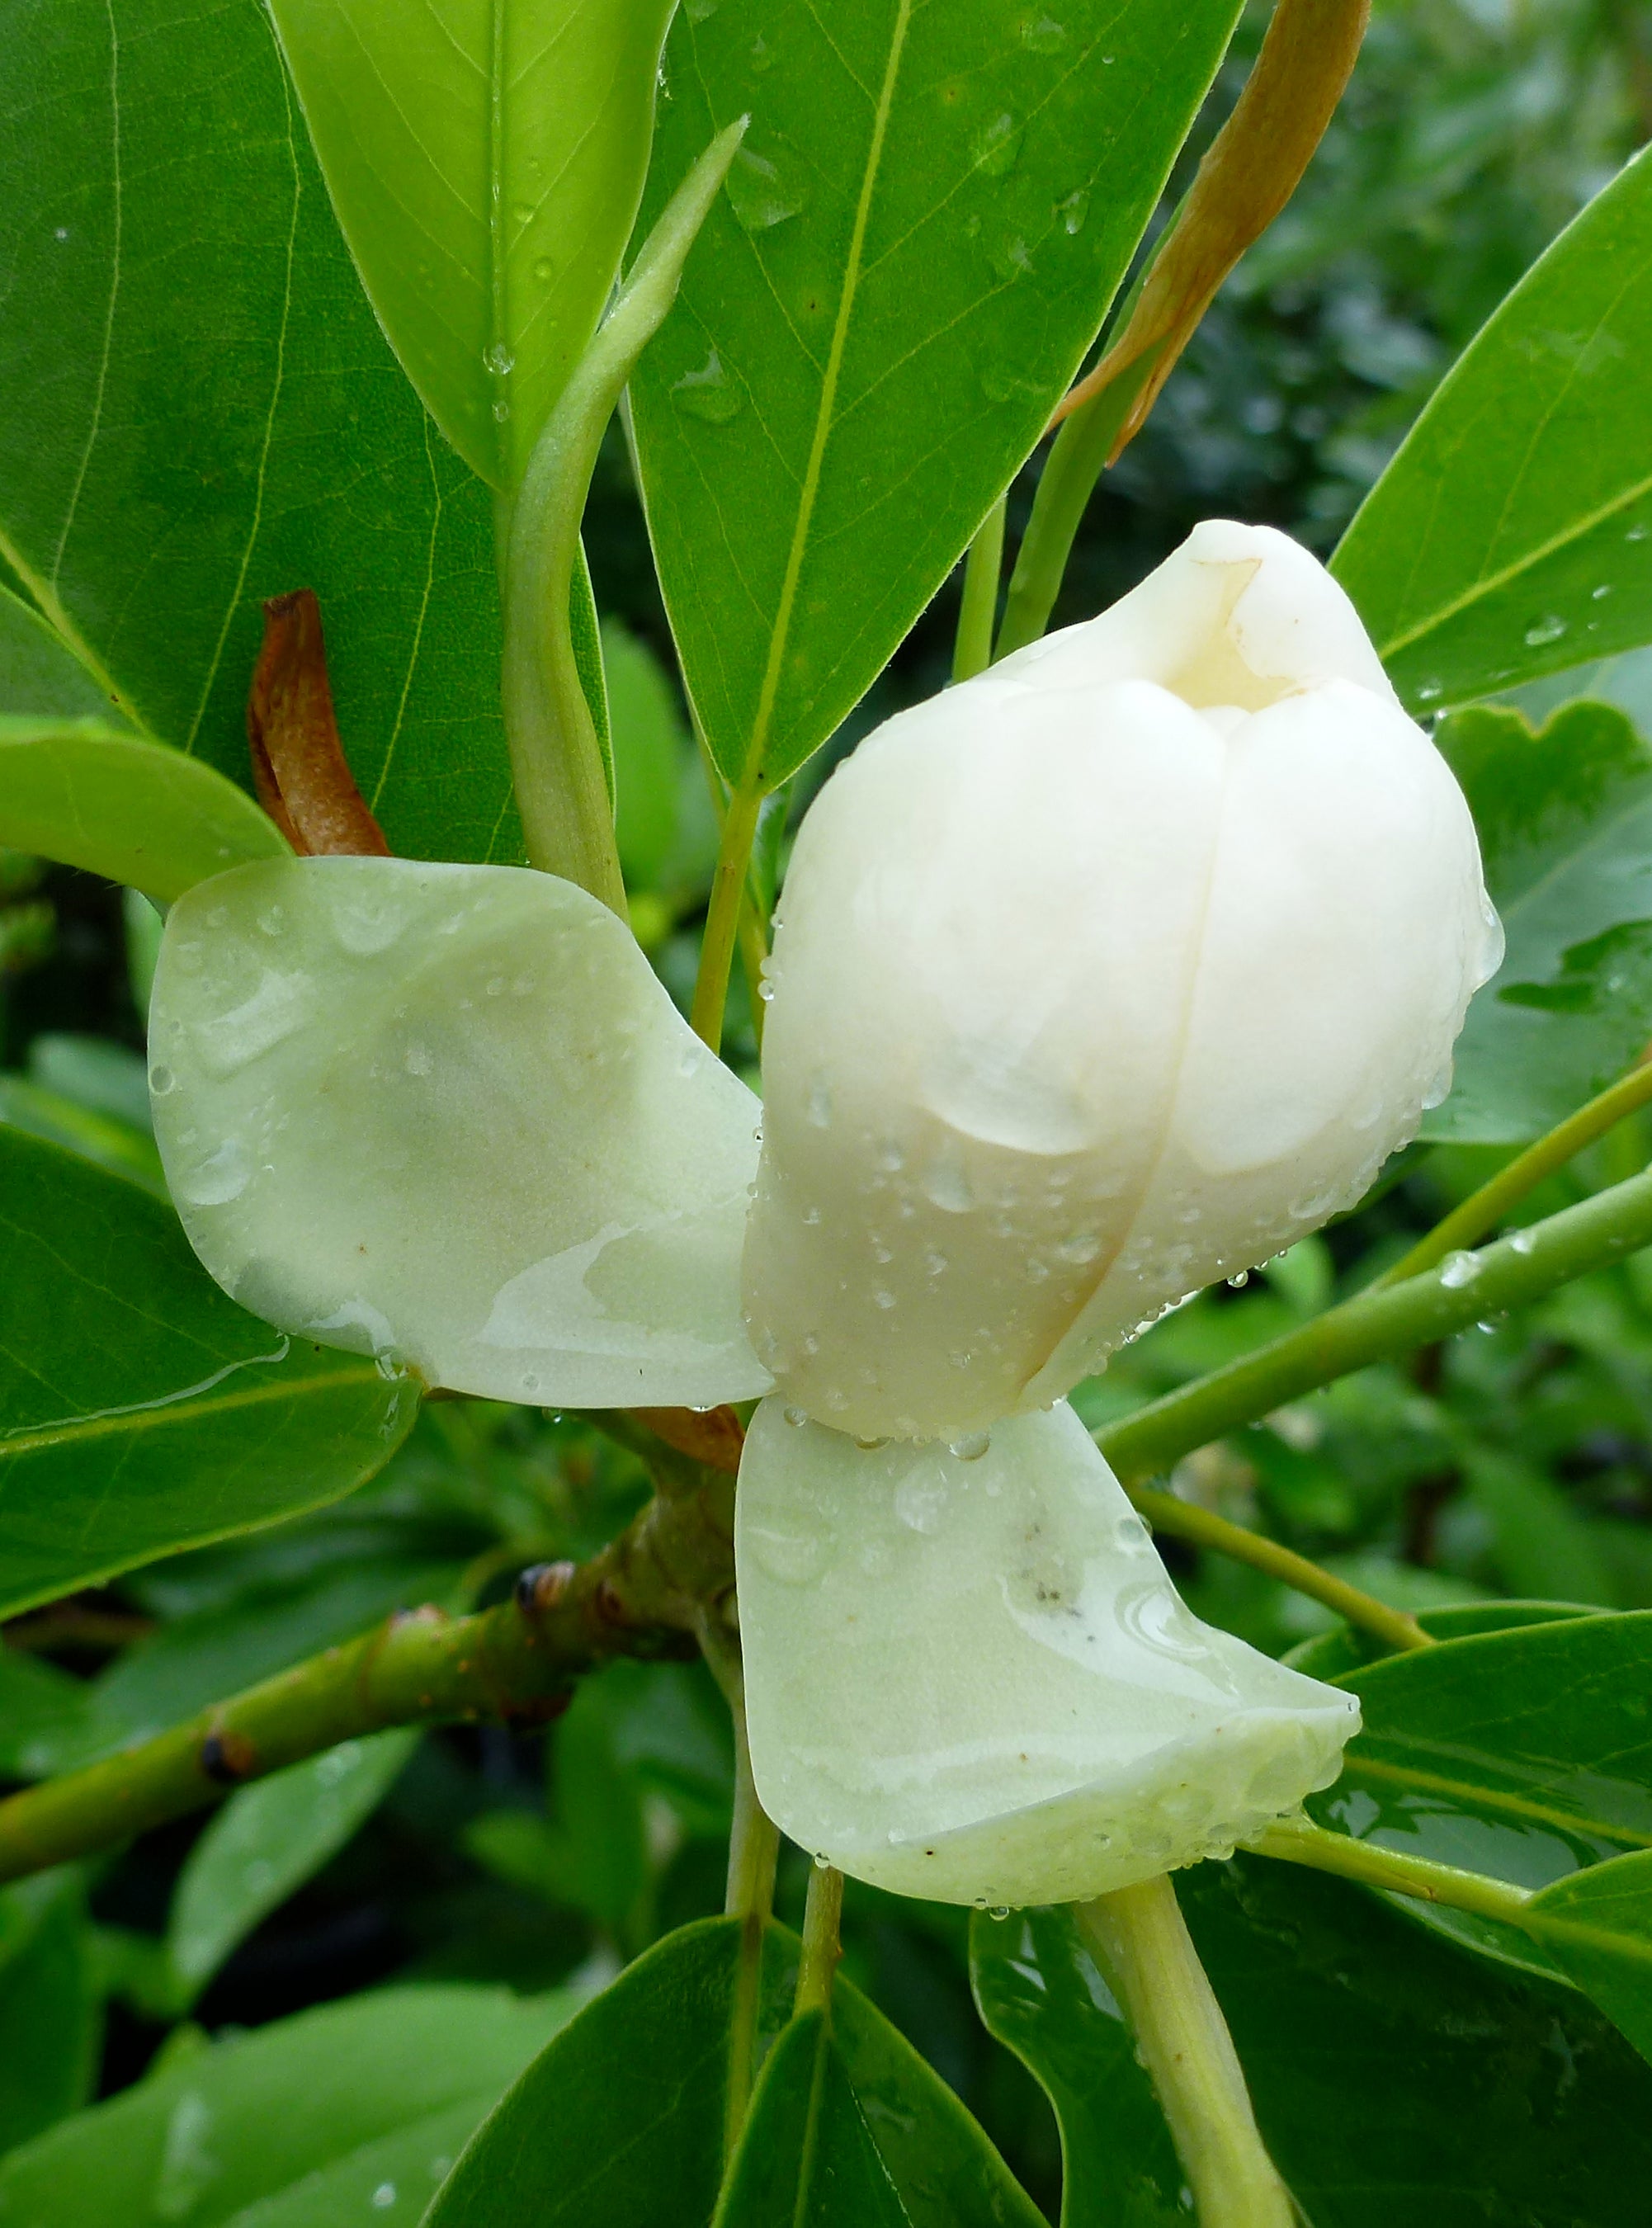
[723,1707,780,2163]
[0,1462,738,1886]
[1097,1158,1652,1486]
[1126,1485,1431,1653]
[952,496,1007,682]
[502,119,746,909]
[1077,1876,1293,2228]
[1251,1815,1536,1926]
[1376,1059,1652,1290]
[692,781,764,1050]
[794,1864,845,2021]
[994,350,1159,658]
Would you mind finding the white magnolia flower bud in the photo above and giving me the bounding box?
[743,521,1500,1444]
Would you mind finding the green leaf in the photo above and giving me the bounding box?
[166,1729,418,2003]
[1333,145,1652,712]
[1525,1848,1652,2065]
[0,719,288,903]
[969,1905,1182,2228]
[267,0,676,492]
[1309,1611,1652,1981]
[0,1074,167,1200]
[605,618,691,893]
[28,1036,152,1135]
[0,1875,98,2157]
[0,1654,92,1782]
[0,1984,575,2227]
[1424,700,1652,1142]
[426,1916,795,2228]
[0,0,517,863]
[0,1129,418,1621]
[629,0,1243,791]
[0,583,124,721]
[715,1980,1043,2228]
[1466,1451,1617,1606]
[1181,1855,1652,2228]
[1282,1598,1599,1683]
[220,2101,484,2226]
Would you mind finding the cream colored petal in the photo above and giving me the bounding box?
[737,1398,1358,1908]
[1027,681,1499,1397]
[149,857,770,1409]
[741,680,1225,1444]
[989,517,1395,709]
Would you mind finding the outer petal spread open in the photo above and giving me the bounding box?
[742,522,1498,1442]
[737,1397,1358,1908]
[149,857,770,1409]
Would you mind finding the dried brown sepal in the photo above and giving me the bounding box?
[1050,0,1369,454]
[632,1404,747,1477]
[248,589,393,857]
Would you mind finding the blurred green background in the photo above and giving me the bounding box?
[2,2,1649,2208]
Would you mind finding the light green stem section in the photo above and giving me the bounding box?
[953,496,1007,682]
[1078,1876,1293,2228]
[692,780,764,1050]
[795,1864,845,2021]
[502,119,747,909]
[1377,1058,1652,1289]
[1126,1484,1431,1653]
[1252,1815,1536,1926]
[723,1706,780,2162]
[1097,1157,1652,1486]
[994,349,1159,658]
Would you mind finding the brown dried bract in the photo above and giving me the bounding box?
[248,589,393,857]
[633,1404,747,1477]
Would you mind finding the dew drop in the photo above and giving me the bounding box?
[1522,613,1568,647]
[726,144,806,231]
[1593,583,1614,600]
[1056,187,1089,235]
[783,1404,809,1428]
[814,1851,830,1868]
[989,1904,1011,1920]
[806,1077,833,1128]
[1227,1267,1249,1288]
[149,1064,175,1096]
[492,399,510,422]
[1628,522,1649,543]
[873,1288,897,1310]
[534,256,555,281]
[371,2182,397,2210]
[971,113,1023,177]
[875,1139,905,1173]
[1437,1249,1481,1289]
[853,1433,890,1452]
[673,347,743,423]
[1415,680,1442,703]
[1508,1227,1536,1255]
[948,1428,992,1461]
[484,342,516,375]
[178,1136,251,1206]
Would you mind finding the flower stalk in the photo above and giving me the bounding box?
[1078,1876,1295,2228]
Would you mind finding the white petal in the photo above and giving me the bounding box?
[150,858,771,1409]
[737,1398,1358,1908]
[989,517,1396,709]
[1027,680,1499,1395]
[741,680,1225,1442]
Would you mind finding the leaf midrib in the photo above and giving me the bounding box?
[1346,1752,1652,1848]
[736,0,915,793]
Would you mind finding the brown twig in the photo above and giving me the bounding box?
[248,590,392,857]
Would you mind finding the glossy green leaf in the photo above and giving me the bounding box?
[1181,1855,1652,2228]
[1334,145,1652,712]
[0,583,123,721]
[605,619,692,894]
[0,1074,167,1199]
[969,1905,1182,2228]
[167,1730,418,2002]
[427,1916,795,2228]
[1526,1848,1652,2065]
[0,1129,418,1620]
[715,1980,1043,2228]
[267,0,675,491]
[630,0,1243,790]
[0,0,517,862]
[1424,700,1652,1141]
[1308,1611,1652,1981]
[0,1654,92,1782]
[28,1036,152,1135]
[1282,1599,1599,1683]
[0,1875,98,2157]
[0,1985,575,2227]
[222,2102,483,2226]
[0,720,288,903]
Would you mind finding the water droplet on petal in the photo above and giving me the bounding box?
[948,1429,992,1461]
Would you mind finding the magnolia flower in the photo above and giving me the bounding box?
[149,522,1497,1907]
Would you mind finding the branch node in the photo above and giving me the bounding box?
[516,1560,577,1617]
